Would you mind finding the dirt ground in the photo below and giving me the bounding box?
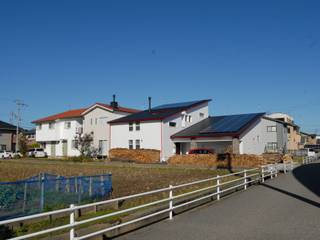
[0,159,229,198]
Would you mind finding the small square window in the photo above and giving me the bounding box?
[64,122,71,129]
[49,122,55,129]
[129,122,133,131]
[169,122,176,127]
[200,113,205,118]
[136,122,140,131]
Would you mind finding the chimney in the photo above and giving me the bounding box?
[148,97,152,112]
[110,94,118,109]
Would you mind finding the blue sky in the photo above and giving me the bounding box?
[0,0,319,132]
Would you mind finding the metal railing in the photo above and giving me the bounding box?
[0,163,292,240]
[303,156,317,165]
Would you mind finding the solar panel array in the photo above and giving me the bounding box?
[153,100,202,110]
[200,113,264,133]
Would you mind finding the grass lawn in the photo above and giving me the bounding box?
[0,158,231,198]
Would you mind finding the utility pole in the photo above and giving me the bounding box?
[13,100,28,153]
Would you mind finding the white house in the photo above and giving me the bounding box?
[171,113,288,155]
[33,109,86,157]
[33,97,139,157]
[109,99,211,161]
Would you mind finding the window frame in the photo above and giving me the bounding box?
[267,126,277,132]
[129,140,133,149]
[135,122,140,131]
[135,139,140,149]
[129,122,134,131]
[48,122,55,130]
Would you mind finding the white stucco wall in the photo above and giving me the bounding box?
[82,106,128,155]
[35,118,82,157]
[162,102,209,160]
[110,121,162,150]
[240,118,279,154]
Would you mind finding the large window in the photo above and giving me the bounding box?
[49,122,55,129]
[135,122,140,131]
[266,142,278,153]
[267,126,277,132]
[135,139,140,149]
[129,122,133,131]
[129,140,133,149]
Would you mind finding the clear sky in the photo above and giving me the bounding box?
[0,1,319,133]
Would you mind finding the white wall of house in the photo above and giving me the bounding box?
[110,102,209,161]
[110,121,162,150]
[162,102,209,160]
[82,106,128,156]
[240,118,287,154]
[35,118,82,157]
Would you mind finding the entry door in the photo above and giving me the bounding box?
[99,140,108,156]
[51,142,56,157]
[62,140,68,156]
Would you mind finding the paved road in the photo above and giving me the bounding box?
[116,163,320,240]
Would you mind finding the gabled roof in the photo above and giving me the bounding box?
[109,99,211,124]
[32,108,87,123]
[82,103,140,115]
[0,120,17,130]
[171,112,265,139]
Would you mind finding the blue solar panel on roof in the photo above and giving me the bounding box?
[200,113,264,134]
[153,100,203,110]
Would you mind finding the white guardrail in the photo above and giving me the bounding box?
[303,156,317,165]
[0,163,295,240]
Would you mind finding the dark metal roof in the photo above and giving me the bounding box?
[0,120,17,131]
[171,112,265,139]
[109,99,211,124]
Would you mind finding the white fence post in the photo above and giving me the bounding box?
[271,167,273,179]
[261,167,265,183]
[169,185,173,220]
[284,163,287,174]
[244,170,247,190]
[217,175,220,200]
[275,164,278,177]
[70,204,75,240]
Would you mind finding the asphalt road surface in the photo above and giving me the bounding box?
[116,163,320,240]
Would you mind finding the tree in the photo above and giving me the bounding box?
[18,133,28,157]
[74,133,94,157]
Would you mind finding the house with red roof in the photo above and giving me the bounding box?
[33,96,139,157]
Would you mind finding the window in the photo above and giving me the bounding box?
[135,140,140,149]
[266,142,278,153]
[135,122,140,131]
[267,126,277,132]
[0,145,6,151]
[72,140,78,149]
[64,121,71,129]
[49,122,55,129]
[129,140,133,149]
[188,115,192,123]
[181,115,186,127]
[90,118,93,125]
[169,122,176,127]
[199,113,205,118]
[95,118,98,125]
[129,122,133,131]
[37,124,42,130]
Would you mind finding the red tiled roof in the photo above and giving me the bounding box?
[93,103,140,114]
[32,108,87,123]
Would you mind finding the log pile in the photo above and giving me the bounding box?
[168,154,217,167]
[109,148,160,163]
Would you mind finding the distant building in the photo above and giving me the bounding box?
[33,97,139,157]
[172,113,288,155]
[267,113,300,151]
[0,120,22,151]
